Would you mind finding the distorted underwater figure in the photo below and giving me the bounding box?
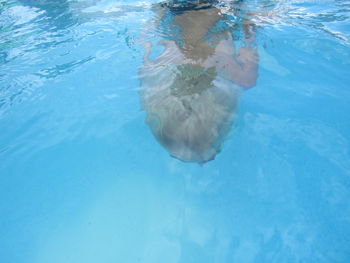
[139,0,259,164]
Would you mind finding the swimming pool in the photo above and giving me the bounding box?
[0,0,349,262]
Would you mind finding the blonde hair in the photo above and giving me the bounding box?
[142,65,239,163]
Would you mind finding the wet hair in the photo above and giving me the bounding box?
[159,0,218,12]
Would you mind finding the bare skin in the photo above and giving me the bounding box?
[140,5,259,163]
[143,7,258,88]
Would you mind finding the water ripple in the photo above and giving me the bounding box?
[35,56,94,79]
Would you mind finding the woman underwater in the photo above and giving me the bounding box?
[139,0,259,163]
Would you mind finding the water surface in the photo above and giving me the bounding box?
[0,0,350,262]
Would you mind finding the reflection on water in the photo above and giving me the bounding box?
[0,0,146,116]
[0,0,350,263]
[139,1,259,163]
[0,0,348,116]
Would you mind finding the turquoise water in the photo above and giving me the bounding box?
[1,0,350,262]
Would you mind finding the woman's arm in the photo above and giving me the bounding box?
[212,21,259,89]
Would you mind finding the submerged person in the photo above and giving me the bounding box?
[139,0,259,163]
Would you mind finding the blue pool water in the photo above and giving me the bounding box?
[0,0,350,262]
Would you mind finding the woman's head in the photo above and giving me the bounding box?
[144,65,237,163]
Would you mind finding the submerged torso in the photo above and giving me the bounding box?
[139,5,243,163]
